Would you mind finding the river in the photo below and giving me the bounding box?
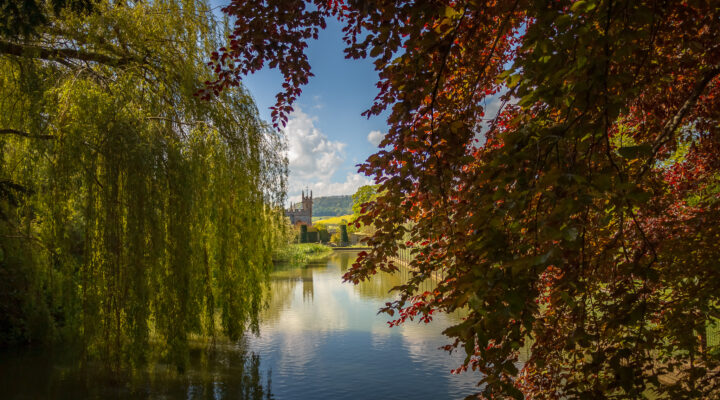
[0,250,484,399]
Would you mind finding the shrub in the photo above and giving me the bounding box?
[340,224,349,245]
[299,224,308,243]
[318,228,330,243]
[307,231,319,243]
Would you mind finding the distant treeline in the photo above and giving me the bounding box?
[313,195,352,216]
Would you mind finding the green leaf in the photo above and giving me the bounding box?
[617,144,653,159]
[465,334,476,356]
[450,120,464,133]
[626,187,651,203]
[556,14,572,28]
[444,6,460,18]
[571,1,587,12]
[518,94,536,107]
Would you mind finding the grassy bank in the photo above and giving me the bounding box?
[273,243,333,265]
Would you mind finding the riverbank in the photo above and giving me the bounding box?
[273,243,333,264]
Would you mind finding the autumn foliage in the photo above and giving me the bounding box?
[213,0,720,398]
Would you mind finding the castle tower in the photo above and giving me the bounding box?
[285,188,313,226]
[302,189,313,218]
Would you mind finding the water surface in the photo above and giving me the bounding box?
[0,250,484,399]
[251,250,481,399]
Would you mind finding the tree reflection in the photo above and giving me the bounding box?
[0,341,273,400]
[338,252,352,271]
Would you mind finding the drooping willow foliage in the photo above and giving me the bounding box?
[0,0,287,367]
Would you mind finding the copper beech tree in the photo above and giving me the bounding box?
[209,0,720,398]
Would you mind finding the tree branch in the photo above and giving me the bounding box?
[0,40,137,67]
[638,65,720,177]
[0,128,55,140]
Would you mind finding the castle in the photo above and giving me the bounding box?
[285,189,312,225]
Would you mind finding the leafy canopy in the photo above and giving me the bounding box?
[351,184,379,218]
[213,0,720,398]
[0,0,287,368]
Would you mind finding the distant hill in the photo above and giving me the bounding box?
[313,195,353,216]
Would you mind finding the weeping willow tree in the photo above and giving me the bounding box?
[0,0,287,368]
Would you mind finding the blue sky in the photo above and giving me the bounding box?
[206,2,511,205]
[210,2,389,204]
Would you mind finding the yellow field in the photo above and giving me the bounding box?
[313,214,355,226]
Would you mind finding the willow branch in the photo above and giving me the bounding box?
[0,40,137,67]
[0,128,55,140]
[146,116,210,127]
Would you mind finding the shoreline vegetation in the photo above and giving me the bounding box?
[273,243,333,265]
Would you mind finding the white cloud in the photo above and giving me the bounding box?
[288,173,371,204]
[367,130,385,147]
[284,107,345,183]
[284,108,371,203]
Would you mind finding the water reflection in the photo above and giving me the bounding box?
[0,342,273,400]
[264,251,466,329]
[253,250,481,399]
[1,251,500,399]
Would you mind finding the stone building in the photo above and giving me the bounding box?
[286,190,312,225]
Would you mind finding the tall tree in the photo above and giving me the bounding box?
[0,0,287,368]
[351,185,378,218]
[214,0,720,398]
